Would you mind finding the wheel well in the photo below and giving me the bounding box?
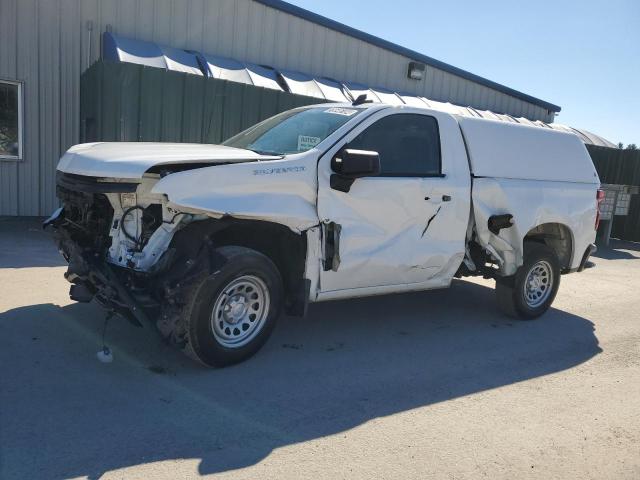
[176,218,308,314]
[524,223,573,270]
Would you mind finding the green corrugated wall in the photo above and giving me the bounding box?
[80,61,326,145]
[587,145,640,242]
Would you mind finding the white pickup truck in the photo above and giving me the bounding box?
[47,101,602,367]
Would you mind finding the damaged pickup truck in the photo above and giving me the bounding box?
[46,101,602,367]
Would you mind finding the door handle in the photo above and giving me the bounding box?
[425,195,451,202]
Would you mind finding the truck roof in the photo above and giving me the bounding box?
[456,116,599,184]
[312,102,599,184]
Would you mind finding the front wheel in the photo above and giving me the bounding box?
[180,246,283,367]
[496,242,560,319]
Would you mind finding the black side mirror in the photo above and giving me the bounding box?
[330,149,380,192]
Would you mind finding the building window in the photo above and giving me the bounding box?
[0,80,23,160]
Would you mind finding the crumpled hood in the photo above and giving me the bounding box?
[56,142,280,179]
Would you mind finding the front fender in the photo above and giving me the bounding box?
[151,155,319,232]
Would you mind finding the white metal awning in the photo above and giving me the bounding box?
[102,32,203,75]
[205,55,253,84]
[370,88,404,105]
[279,70,324,98]
[343,82,381,103]
[160,45,203,75]
[245,63,283,90]
[315,77,351,102]
[399,95,429,107]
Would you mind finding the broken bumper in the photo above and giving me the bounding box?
[45,208,150,327]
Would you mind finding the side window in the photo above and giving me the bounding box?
[348,113,441,176]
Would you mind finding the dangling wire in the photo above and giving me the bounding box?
[120,206,145,250]
[97,310,114,363]
[102,311,113,348]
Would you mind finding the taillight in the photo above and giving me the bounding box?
[595,189,605,230]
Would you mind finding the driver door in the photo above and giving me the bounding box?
[316,109,470,295]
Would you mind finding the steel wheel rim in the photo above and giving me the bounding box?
[210,275,270,348]
[523,260,553,308]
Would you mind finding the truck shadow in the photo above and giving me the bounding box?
[0,280,600,479]
[592,239,640,261]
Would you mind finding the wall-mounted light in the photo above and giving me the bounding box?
[408,62,426,80]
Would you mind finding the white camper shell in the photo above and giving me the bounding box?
[48,102,600,367]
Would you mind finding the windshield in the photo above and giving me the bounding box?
[223,106,363,155]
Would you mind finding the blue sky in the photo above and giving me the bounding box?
[288,0,639,145]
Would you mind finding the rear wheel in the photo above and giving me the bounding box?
[496,242,560,319]
[180,246,283,367]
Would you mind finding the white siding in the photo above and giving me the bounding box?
[0,0,555,215]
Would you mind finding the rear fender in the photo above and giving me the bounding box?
[472,177,597,275]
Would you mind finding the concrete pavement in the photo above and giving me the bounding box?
[0,217,639,479]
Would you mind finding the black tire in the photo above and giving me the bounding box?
[496,242,561,320]
[180,246,283,367]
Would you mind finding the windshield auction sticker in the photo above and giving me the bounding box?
[324,108,357,116]
[298,135,322,151]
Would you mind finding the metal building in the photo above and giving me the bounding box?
[1,0,565,216]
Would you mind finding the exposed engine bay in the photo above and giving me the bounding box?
[50,172,211,336]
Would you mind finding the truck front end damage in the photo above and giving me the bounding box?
[48,156,316,353]
[46,105,381,366]
[48,171,210,335]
